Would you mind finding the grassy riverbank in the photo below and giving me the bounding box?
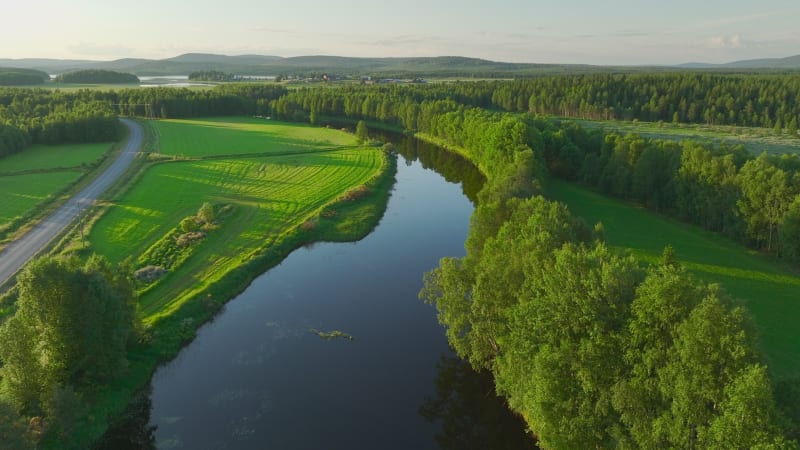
[39,118,396,449]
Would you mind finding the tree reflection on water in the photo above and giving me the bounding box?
[420,355,539,450]
[93,387,156,450]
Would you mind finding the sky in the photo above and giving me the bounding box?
[2,0,799,65]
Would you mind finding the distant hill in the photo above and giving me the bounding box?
[0,58,95,73]
[678,54,800,69]
[165,53,284,65]
[0,53,639,78]
[1,52,799,79]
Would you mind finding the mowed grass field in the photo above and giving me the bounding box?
[574,118,800,156]
[0,171,83,225]
[87,118,382,321]
[154,117,356,157]
[548,179,800,377]
[0,142,113,231]
[0,142,112,173]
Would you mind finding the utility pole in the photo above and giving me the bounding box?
[80,215,85,248]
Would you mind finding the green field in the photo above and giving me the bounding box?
[0,142,112,173]
[87,118,382,321]
[0,142,113,233]
[548,179,800,376]
[153,117,356,157]
[573,118,800,156]
[0,171,83,225]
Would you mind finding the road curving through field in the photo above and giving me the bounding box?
[0,118,142,288]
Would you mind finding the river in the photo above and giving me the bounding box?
[98,135,535,450]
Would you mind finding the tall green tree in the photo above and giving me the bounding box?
[496,242,642,450]
[612,262,708,448]
[659,289,758,447]
[780,194,800,263]
[707,365,794,449]
[197,202,215,225]
[737,153,793,251]
[632,142,681,211]
[0,255,136,414]
[355,120,368,144]
[675,145,740,234]
[0,398,33,449]
[423,196,591,370]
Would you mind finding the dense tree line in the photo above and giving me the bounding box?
[54,70,139,84]
[111,83,287,118]
[536,119,800,261]
[270,86,541,183]
[0,68,49,86]
[493,74,800,130]
[270,84,489,125]
[0,255,137,446]
[275,74,800,131]
[0,123,31,157]
[0,88,121,156]
[188,70,236,82]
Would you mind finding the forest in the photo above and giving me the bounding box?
[0,68,49,86]
[492,74,800,129]
[54,70,139,84]
[268,74,800,131]
[0,73,799,448]
[188,70,237,82]
[0,89,120,156]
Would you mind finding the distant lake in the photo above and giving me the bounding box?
[138,75,276,88]
[139,76,214,88]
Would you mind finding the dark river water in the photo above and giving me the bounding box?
[98,136,535,450]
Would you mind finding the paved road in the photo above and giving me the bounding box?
[0,118,142,287]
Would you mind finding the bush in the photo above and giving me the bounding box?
[134,265,167,283]
[197,202,215,225]
[175,231,205,247]
[180,217,200,233]
[342,185,370,201]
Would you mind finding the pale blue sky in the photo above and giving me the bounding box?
[2,0,798,64]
